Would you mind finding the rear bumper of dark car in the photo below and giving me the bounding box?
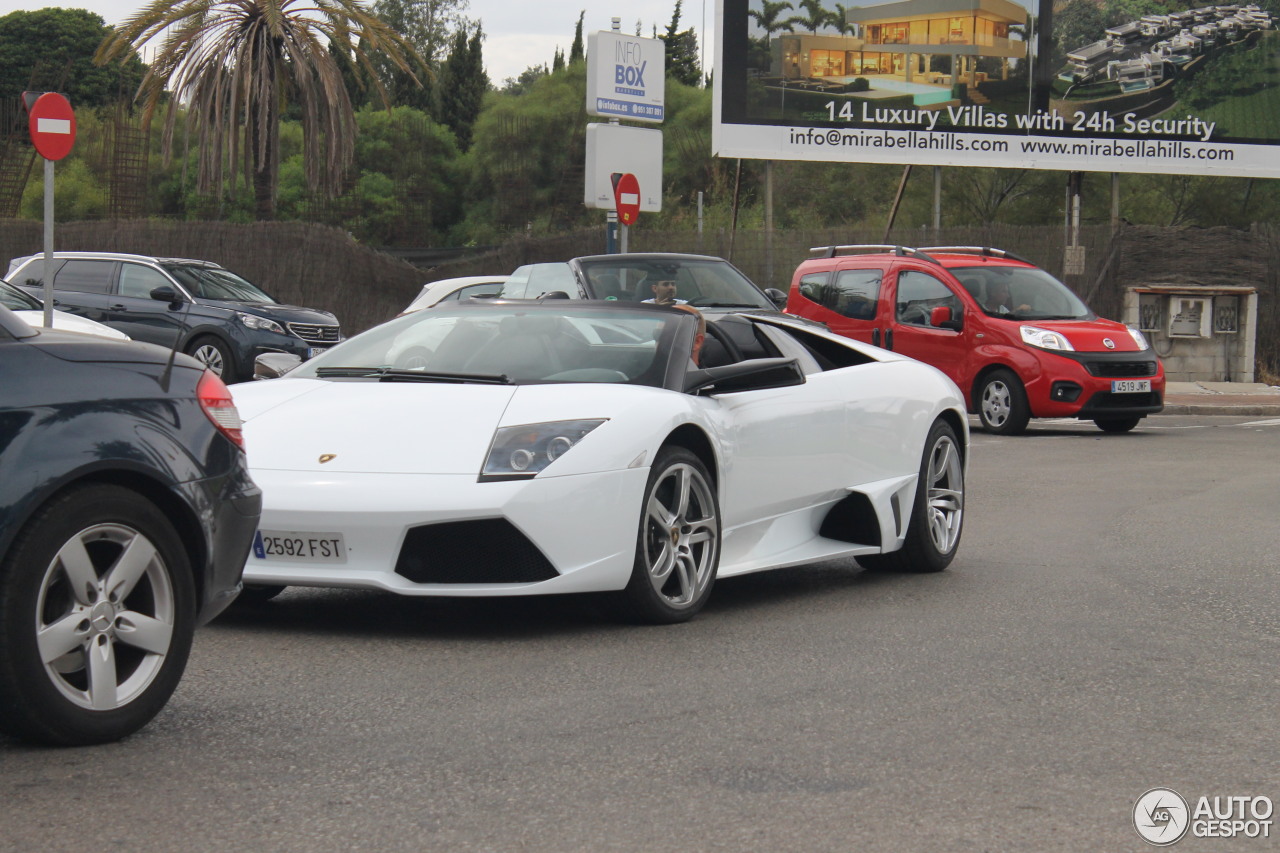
[190,469,263,625]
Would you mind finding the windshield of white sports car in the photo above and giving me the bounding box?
[576,256,776,310]
[292,303,684,386]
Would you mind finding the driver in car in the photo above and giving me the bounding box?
[642,278,687,306]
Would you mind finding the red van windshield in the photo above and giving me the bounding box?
[951,265,1094,321]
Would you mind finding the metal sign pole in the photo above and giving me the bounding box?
[42,158,54,328]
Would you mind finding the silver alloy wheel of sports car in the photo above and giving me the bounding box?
[641,460,719,610]
[36,522,177,711]
[924,431,964,554]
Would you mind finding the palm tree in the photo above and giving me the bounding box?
[784,0,837,34]
[832,4,860,37]
[95,0,421,220]
[748,0,795,46]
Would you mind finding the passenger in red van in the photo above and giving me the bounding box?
[785,245,1165,436]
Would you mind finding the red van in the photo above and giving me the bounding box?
[785,245,1165,434]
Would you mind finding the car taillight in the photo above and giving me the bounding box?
[197,370,244,448]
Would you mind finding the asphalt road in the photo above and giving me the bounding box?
[3,414,1278,853]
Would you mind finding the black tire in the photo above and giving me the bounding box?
[857,419,965,573]
[186,335,238,383]
[1094,417,1141,433]
[0,485,196,745]
[619,447,720,624]
[976,368,1030,435]
[235,584,286,604]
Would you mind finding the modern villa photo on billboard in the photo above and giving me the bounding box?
[713,0,1280,177]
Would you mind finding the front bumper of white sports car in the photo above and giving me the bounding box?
[242,467,648,596]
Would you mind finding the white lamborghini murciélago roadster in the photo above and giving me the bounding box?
[232,300,967,623]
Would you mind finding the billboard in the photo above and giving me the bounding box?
[587,30,667,122]
[713,0,1280,177]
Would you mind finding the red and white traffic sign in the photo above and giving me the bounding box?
[26,92,76,161]
[612,172,640,226]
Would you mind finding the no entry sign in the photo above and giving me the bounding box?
[612,172,640,226]
[25,92,76,161]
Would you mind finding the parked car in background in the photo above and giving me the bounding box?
[6,252,342,383]
[0,306,261,745]
[785,245,1165,434]
[0,279,130,341]
[499,253,789,315]
[232,299,967,624]
[401,275,508,315]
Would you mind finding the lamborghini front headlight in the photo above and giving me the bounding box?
[480,419,607,481]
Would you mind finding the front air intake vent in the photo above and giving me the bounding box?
[288,322,341,344]
[394,519,559,584]
[1085,360,1157,378]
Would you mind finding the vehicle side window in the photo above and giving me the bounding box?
[797,271,830,305]
[458,283,503,300]
[895,270,958,327]
[499,269,531,299]
[8,259,63,289]
[53,260,114,294]
[832,269,882,319]
[525,264,576,299]
[118,264,174,298]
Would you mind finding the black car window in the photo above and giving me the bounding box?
[53,260,115,294]
[797,271,830,305]
[161,264,275,303]
[832,269,882,319]
[0,281,40,310]
[7,258,63,289]
[118,263,175,299]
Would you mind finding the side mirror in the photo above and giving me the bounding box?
[150,285,183,304]
[930,305,962,331]
[684,357,805,395]
[254,352,302,380]
[764,287,787,307]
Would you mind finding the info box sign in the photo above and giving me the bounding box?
[713,0,1280,178]
[587,31,665,122]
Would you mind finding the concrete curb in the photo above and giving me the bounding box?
[1160,403,1280,416]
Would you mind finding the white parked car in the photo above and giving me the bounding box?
[401,275,508,314]
[232,300,968,623]
[0,280,129,340]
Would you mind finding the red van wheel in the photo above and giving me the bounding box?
[977,369,1030,435]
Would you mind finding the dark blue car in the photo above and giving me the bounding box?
[0,305,261,745]
[6,251,342,383]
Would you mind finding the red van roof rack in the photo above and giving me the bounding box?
[808,244,941,264]
[916,246,1034,265]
